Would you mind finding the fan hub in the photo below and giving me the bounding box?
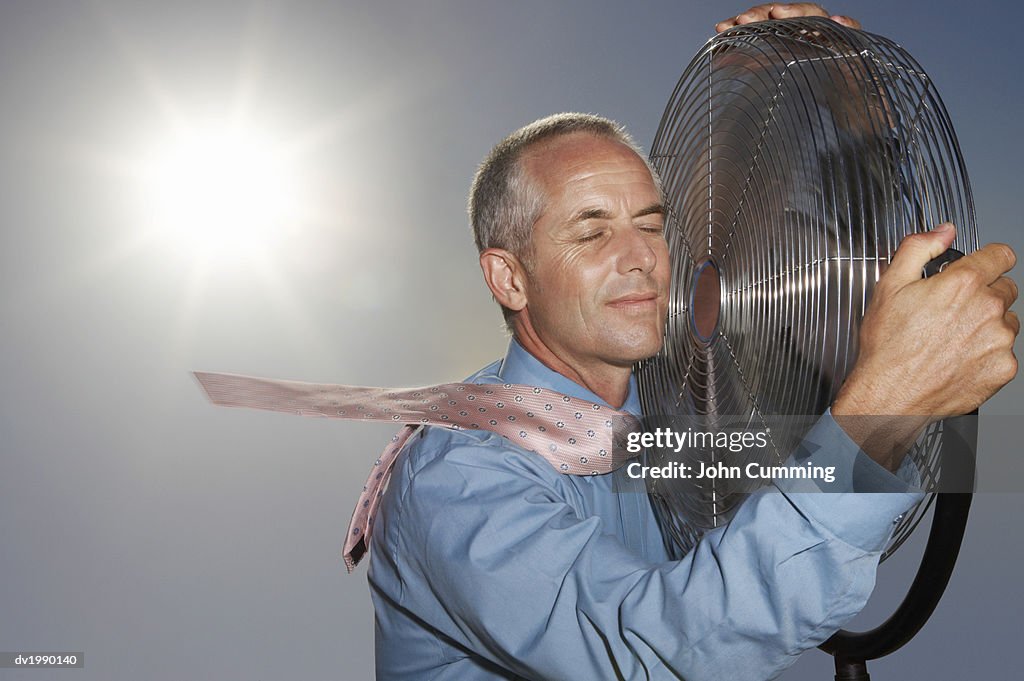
[690,259,721,342]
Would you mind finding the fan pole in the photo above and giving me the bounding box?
[821,410,977,679]
[833,656,870,681]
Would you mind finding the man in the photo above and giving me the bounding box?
[367,6,1019,680]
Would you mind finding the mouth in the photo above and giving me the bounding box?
[607,292,659,310]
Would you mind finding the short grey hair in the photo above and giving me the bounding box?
[468,112,662,325]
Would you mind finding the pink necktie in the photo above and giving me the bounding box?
[193,372,637,571]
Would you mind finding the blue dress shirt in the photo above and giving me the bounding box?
[368,340,922,680]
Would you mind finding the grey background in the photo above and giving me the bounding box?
[1,1,1020,679]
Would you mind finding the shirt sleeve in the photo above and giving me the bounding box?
[793,408,922,493]
[385,422,923,681]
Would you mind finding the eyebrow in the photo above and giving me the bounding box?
[569,203,666,224]
[634,203,666,219]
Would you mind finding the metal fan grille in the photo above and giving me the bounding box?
[637,17,976,558]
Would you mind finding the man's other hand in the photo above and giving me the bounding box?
[833,224,1019,470]
[715,4,861,33]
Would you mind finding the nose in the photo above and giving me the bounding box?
[615,227,658,275]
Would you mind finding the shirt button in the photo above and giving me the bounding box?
[893,513,905,525]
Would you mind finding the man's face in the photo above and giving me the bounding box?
[518,133,670,374]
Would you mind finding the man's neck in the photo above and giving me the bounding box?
[511,329,631,409]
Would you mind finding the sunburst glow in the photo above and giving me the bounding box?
[142,122,302,261]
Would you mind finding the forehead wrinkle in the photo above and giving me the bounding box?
[524,134,659,236]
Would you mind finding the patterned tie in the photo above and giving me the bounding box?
[193,372,638,571]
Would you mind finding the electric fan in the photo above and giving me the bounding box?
[635,17,977,679]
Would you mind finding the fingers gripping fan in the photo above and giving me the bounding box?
[635,17,977,678]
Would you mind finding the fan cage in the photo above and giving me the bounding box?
[636,17,976,560]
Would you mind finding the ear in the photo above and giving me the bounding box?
[480,248,529,312]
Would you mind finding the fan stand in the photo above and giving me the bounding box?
[819,410,977,680]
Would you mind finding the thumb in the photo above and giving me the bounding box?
[831,15,862,30]
[882,223,957,288]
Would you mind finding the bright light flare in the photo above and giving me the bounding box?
[142,123,302,261]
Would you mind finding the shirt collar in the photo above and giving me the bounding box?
[496,339,643,417]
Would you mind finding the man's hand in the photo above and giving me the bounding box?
[715,3,861,33]
[832,224,1019,470]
